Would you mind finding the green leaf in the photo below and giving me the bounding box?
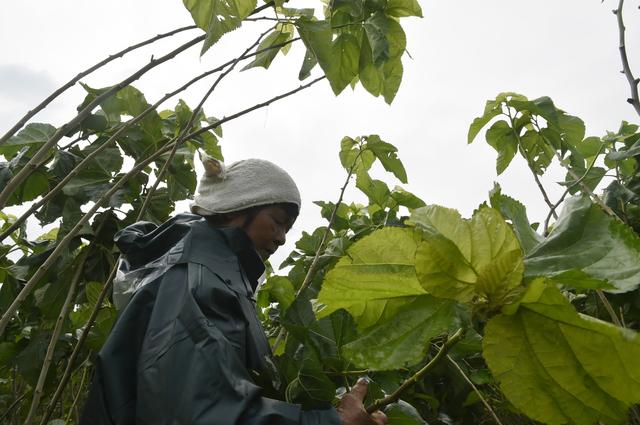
[366,135,408,183]
[298,48,318,80]
[411,206,524,308]
[385,0,423,17]
[381,57,403,104]
[0,123,56,158]
[332,0,364,17]
[297,19,333,80]
[242,29,292,71]
[327,33,361,95]
[391,186,426,209]
[484,279,640,425]
[339,136,375,172]
[520,129,555,174]
[263,276,296,311]
[484,120,518,175]
[363,12,390,66]
[316,227,426,329]
[467,99,503,145]
[385,401,428,424]
[356,171,391,207]
[524,196,640,293]
[183,0,258,55]
[489,183,543,254]
[342,295,457,370]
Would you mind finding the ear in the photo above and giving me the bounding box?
[201,154,226,180]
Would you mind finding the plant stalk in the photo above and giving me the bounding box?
[365,328,465,414]
[614,0,640,118]
[0,25,197,146]
[0,34,206,210]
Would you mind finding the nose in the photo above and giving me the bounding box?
[274,228,286,246]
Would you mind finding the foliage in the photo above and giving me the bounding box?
[2,1,640,425]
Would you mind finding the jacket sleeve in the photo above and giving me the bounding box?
[134,264,341,425]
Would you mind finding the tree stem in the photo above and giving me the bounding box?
[0,25,197,146]
[614,0,640,118]
[0,34,205,210]
[365,328,465,414]
[24,248,88,425]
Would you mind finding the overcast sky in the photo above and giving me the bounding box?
[2,0,639,268]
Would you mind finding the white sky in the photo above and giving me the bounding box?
[2,0,640,268]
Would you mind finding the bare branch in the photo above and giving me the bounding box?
[447,355,504,425]
[614,0,640,118]
[0,25,197,146]
[24,249,89,424]
[138,26,276,220]
[40,263,117,425]
[0,34,206,210]
[0,36,301,242]
[0,76,325,337]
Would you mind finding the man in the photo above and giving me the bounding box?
[81,157,386,425]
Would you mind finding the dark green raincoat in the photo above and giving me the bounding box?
[80,214,340,425]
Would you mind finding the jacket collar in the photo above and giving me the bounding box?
[217,226,265,290]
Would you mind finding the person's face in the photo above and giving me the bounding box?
[237,205,295,260]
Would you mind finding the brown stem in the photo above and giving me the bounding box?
[596,289,623,327]
[365,329,465,414]
[614,0,640,118]
[0,76,326,337]
[137,26,275,220]
[39,263,118,425]
[543,189,569,235]
[271,147,361,352]
[447,355,504,425]
[24,248,89,424]
[0,36,300,243]
[0,25,197,146]
[0,34,206,210]
[65,355,90,423]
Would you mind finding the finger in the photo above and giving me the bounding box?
[349,377,369,402]
[371,410,388,425]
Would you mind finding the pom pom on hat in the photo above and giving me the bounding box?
[190,155,301,216]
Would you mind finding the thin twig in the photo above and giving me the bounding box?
[0,391,28,423]
[596,289,623,327]
[614,0,640,118]
[0,25,197,146]
[0,76,326,337]
[138,26,275,220]
[40,263,117,425]
[365,329,465,414]
[543,189,569,235]
[24,248,89,424]
[447,355,504,425]
[0,34,206,210]
[271,146,361,352]
[0,35,301,243]
[65,355,90,423]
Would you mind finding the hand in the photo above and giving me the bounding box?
[336,378,387,425]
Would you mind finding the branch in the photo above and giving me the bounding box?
[40,263,118,425]
[614,0,640,118]
[24,249,89,425]
[0,35,301,242]
[272,147,361,352]
[65,356,90,424]
[0,33,205,210]
[137,26,275,220]
[0,391,28,423]
[0,25,197,146]
[0,77,325,337]
[365,329,465,414]
[447,355,504,425]
[543,188,569,235]
[596,289,623,327]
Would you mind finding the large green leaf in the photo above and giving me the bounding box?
[341,295,458,370]
[0,123,56,158]
[524,196,640,293]
[385,0,423,18]
[183,0,257,55]
[366,135,408,183]
[484,279,640,425]
[316,227,426,329]
[327,33,360,95]
[411,206,524,308]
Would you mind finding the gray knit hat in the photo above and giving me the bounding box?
[190,155,301,215]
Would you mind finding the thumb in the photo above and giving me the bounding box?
[349,377,369,402]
